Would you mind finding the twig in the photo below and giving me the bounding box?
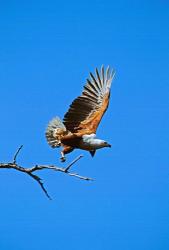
[13,145,23,163]
[0,146,93,199]
[64,155,83,172]
[27,172,52,200]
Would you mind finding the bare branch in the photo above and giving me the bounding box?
[0,146,93,199]
[13,145,23,163]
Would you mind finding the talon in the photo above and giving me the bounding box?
[60,156,66,162]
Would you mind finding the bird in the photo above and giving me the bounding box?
[45,65,115,162]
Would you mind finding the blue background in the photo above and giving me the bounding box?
[0,1,168,249]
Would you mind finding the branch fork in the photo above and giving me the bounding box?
[0,146,93,199]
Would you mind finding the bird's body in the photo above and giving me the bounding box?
[62,133,110,150]
[46,66,115,161]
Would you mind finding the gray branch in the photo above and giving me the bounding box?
[0,146,93,199]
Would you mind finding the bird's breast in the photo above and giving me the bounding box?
[78,138,104,151]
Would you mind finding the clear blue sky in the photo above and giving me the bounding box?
[0,1,168,249]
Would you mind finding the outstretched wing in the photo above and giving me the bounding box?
[63,65,115,135]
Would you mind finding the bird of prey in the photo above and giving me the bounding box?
[46,65,115,162]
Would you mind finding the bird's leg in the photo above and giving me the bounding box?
[60,146,74,162]
[60,151,66,162]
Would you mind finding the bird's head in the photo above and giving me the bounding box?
[102,141,111,148]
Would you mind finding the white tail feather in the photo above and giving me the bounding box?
[45,117,66,148]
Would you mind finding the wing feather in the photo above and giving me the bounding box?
[83,85,98,99]
[101,65,104,86]
[106,66,110,83]
[96,68,103,89]
[87,79,99,94]
[89,72,101,92]
[63,66,115,134]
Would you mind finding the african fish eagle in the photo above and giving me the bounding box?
[46,65,115,162]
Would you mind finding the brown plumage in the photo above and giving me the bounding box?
[46,65,115,162]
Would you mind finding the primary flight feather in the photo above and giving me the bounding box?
[46,65,115,162]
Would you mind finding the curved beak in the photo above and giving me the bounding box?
[106,143,111,148]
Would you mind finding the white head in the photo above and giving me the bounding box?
[82,134,111,150]
[96,139,111,148]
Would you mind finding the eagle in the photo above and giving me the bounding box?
[46,65,115,162]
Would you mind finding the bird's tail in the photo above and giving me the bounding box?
[45,117,67,148]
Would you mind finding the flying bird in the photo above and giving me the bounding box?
[46,65,115,162]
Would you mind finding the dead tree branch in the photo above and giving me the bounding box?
[0,146,93,199]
